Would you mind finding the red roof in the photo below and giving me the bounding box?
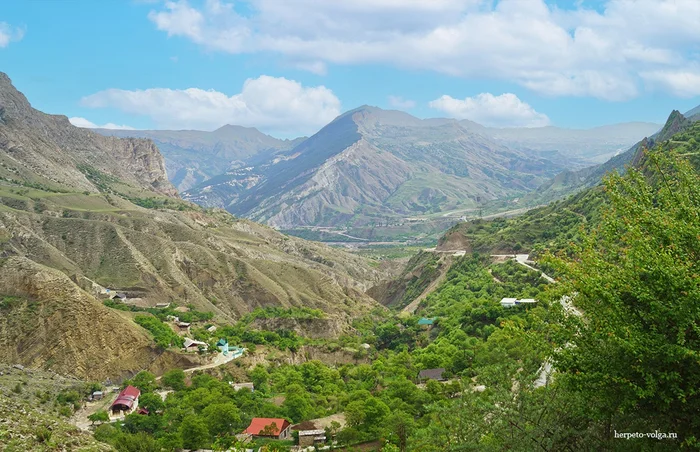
[111,385,140,410]
[244,418,290,436]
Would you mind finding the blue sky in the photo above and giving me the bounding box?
[1,0,700,137]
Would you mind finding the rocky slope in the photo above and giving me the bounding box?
[0,73,176,198]
[0,73,389,380]
[97,126,304,192]
[185,106,565,228]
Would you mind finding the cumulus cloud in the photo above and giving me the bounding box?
[388,96,416,109]
[79,75,341,134]
[0,22,25,48]
[147,0,700,101]
[69,117,135,130]
[429,93,551,128]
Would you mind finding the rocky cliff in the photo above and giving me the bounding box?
[0,72,176,197]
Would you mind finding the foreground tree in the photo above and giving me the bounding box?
[554,147,700,448]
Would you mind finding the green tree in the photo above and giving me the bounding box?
[127,371,157,393]
[202,402,242,437]
[161,368,186,391]
[138,392,164,414]
[180,415,210,450]
[553,149,700,447]
[88,410,109,425]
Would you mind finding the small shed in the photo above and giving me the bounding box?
[110,292,127,301]
[298,429,327,447]
[418,368,446,382]
[500,297,517,308]
[91,391,104,401]
[207,325,217,333]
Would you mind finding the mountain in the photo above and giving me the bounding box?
[0,73,177,198]
[184,106,566,229]
[480,121,662,163]
[528,107,696,204]
[96,126,305,192]
[0,73,387,380]
[435,107,700,256]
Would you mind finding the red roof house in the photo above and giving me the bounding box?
[244,418,292,439]
[110,385,141,415]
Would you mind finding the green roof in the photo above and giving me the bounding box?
[216,338,228,346]
[418,317,435,326]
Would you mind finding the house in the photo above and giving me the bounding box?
[500,297,517,308]
[155,302,171,309]
[298,429,327,447]
[166,315,179,322]
[137,408,149,415]
[110,292,127,302]
[230,382,255,392]
[183,338,208,352]
[418,368,447,382]
[244,418,292,440]
[207,325,217,333]
[177,322,191,333]
[417,317,436,328]
[91,391,104,401]
[110,385,140,415]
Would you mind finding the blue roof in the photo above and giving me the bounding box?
[216,338,228,346]
[418,317,435,325]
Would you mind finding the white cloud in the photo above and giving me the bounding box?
[79,75,341,134]
[640,69,700,98]
[292,61,327,76]
[388,96,416,109]
[0,22,25,48]
[147,0,700,101]
[69,117,135,130]
[429,93,551,128]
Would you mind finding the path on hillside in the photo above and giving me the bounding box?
[401,256,454,314]
[155,351,238,381]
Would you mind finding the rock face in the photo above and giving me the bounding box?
[185,106,566,228]
[0,72,176,197]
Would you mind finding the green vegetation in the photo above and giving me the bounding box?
[134,315,184,349]
[247,307,325,320]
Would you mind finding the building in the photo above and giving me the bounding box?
[229,345,245,358]
[110,292,128,302]
[500,297,517,308]
[516,298,538,305]
[230,382,255,392]
[183,338,208,352]
[177,322,191,333]
[155,302,171,309]
[110,385,140,415]
[417,317,436,327]
[207,325,217,333]
[418,368,447,382]
[298,429,326,447]
[216,338,228,352]
[244,418,292,440]
[91,391,104,401]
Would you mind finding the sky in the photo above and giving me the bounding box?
[1,0,700,138]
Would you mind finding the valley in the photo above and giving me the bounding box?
[0,71,697,452]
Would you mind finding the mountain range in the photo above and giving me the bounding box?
[94,108,660,232]
[0,72,386,380]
